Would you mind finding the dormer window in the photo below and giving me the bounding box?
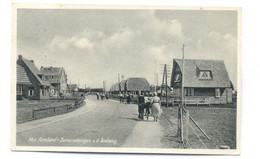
[199,70,212,80]
[174,74,181,82]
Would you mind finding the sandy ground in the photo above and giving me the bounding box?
[122,115,163,148]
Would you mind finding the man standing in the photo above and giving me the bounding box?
[138,92,145,120]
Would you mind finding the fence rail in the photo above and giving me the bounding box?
[161,97,217,106]
[178,105,210,149]
[32,99,85,119]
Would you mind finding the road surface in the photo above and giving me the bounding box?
[16,95,164,148]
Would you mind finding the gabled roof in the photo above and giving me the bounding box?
[126,77,150,91]
[172,59,231,88]
[17,64,32,85]
[40,67,63,76]
[18,56,50,86]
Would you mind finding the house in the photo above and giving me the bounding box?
[16,55,50,100]
[170,59,233,105]
[40,66,69,97]
[110,77,150,95]
[125,77,150,95]
[68,84,78,93]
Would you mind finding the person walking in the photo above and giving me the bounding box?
[150,92,162,122]
[105,93,109,100]
[119,92,123,103]
[96,92,100,100]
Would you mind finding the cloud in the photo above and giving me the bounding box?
[18,10,237,89]
[194,31,237,89]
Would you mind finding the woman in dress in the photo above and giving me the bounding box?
[150,92,161,122]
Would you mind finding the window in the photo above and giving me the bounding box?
[41,89,45,96]
[28,87,34,96]
[174,74,181,82]
[194,88,215,96]
[199,71,212,80]
[17,85,22,95]
[215,88,221,98]
[185,88,193,96]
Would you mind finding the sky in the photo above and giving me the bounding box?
[17,9,238,90]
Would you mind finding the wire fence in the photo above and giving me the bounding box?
[178,105,211,149]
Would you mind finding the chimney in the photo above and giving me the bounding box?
[30,60,34,63]
[18,55,22,59]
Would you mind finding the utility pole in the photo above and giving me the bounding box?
[160,64,169,107]
[118,73,120,93]
[181,44,185,106]
[155,59,157,93]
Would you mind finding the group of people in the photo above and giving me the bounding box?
[96,92,108,100]
[118,92,131,104]
[138,92,161,122]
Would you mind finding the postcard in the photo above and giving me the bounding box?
[11,4,241,154]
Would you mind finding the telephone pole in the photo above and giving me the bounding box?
[160,64,170,107]
[181,44,185,106]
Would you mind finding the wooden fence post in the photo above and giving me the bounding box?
[184,110,189,147]
[180,106,183,143]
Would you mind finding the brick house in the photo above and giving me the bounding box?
[40,67,69,98]
[16,55,50,100]
[170,59,233,105]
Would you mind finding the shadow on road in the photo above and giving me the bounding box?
[118,117,140,121]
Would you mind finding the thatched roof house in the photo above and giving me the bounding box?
[170,59,233,104]
[110,77,150,95]
[16,55,50,100]
[125,77,150,94]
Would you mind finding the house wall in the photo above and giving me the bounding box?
[20,84,41,100]
[172,87,232,104]
[59,70,68,94]
[39,86,50,99]
[172,88,182,97]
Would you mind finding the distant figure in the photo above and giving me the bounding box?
[119,92,123,103]
[150,92,161,122]
[138,93,145,120]
[101,93,105,100]
[96,92,100,100]
[105,93,109,100]
[127,93,131,104]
